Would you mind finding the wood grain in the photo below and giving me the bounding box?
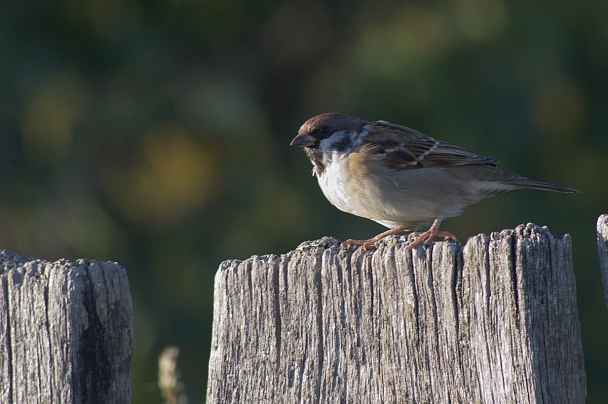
[598,214,608,312]
[208,224,586,403]
[0,250,133,404]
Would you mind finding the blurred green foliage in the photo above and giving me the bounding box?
[1,0,607,402]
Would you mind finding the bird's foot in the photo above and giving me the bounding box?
[343,238,377,250]
[343,226,407,250]
[407,230,457,250]
[407,212,457,250]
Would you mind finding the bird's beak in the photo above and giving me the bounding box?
[290,133,316,147]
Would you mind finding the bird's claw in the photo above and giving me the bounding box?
[407,230,457,250]
[343,238,377,250]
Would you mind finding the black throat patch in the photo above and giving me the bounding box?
[305,148,327,176]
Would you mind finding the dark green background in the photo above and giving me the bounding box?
[1,1,607,402]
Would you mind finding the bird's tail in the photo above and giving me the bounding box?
[510,178,581,194]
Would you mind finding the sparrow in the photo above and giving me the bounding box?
[290,112,580,250]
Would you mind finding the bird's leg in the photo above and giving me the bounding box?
[344,226,407,250]
[407,212,457,250]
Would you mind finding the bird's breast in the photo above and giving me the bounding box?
[316,157,357,215]
[314,158,475,229]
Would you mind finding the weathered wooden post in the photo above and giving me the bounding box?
[207,223,586,403]
[598,214,608,311]
[0,250,133,404]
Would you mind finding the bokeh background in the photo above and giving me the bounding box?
[2,0,607,402]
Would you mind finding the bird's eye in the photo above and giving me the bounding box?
[317,126,331,137]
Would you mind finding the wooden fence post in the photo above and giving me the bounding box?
[0,250,133,404]
[207,223,586,403]
[598,214,608,312]
[597,215,608,312]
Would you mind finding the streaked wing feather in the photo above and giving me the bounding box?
[363,121,498,169]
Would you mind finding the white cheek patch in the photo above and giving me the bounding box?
[318,128,369,153]
[319,134,341,151]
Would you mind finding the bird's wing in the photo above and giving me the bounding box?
[360,120,498,170]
